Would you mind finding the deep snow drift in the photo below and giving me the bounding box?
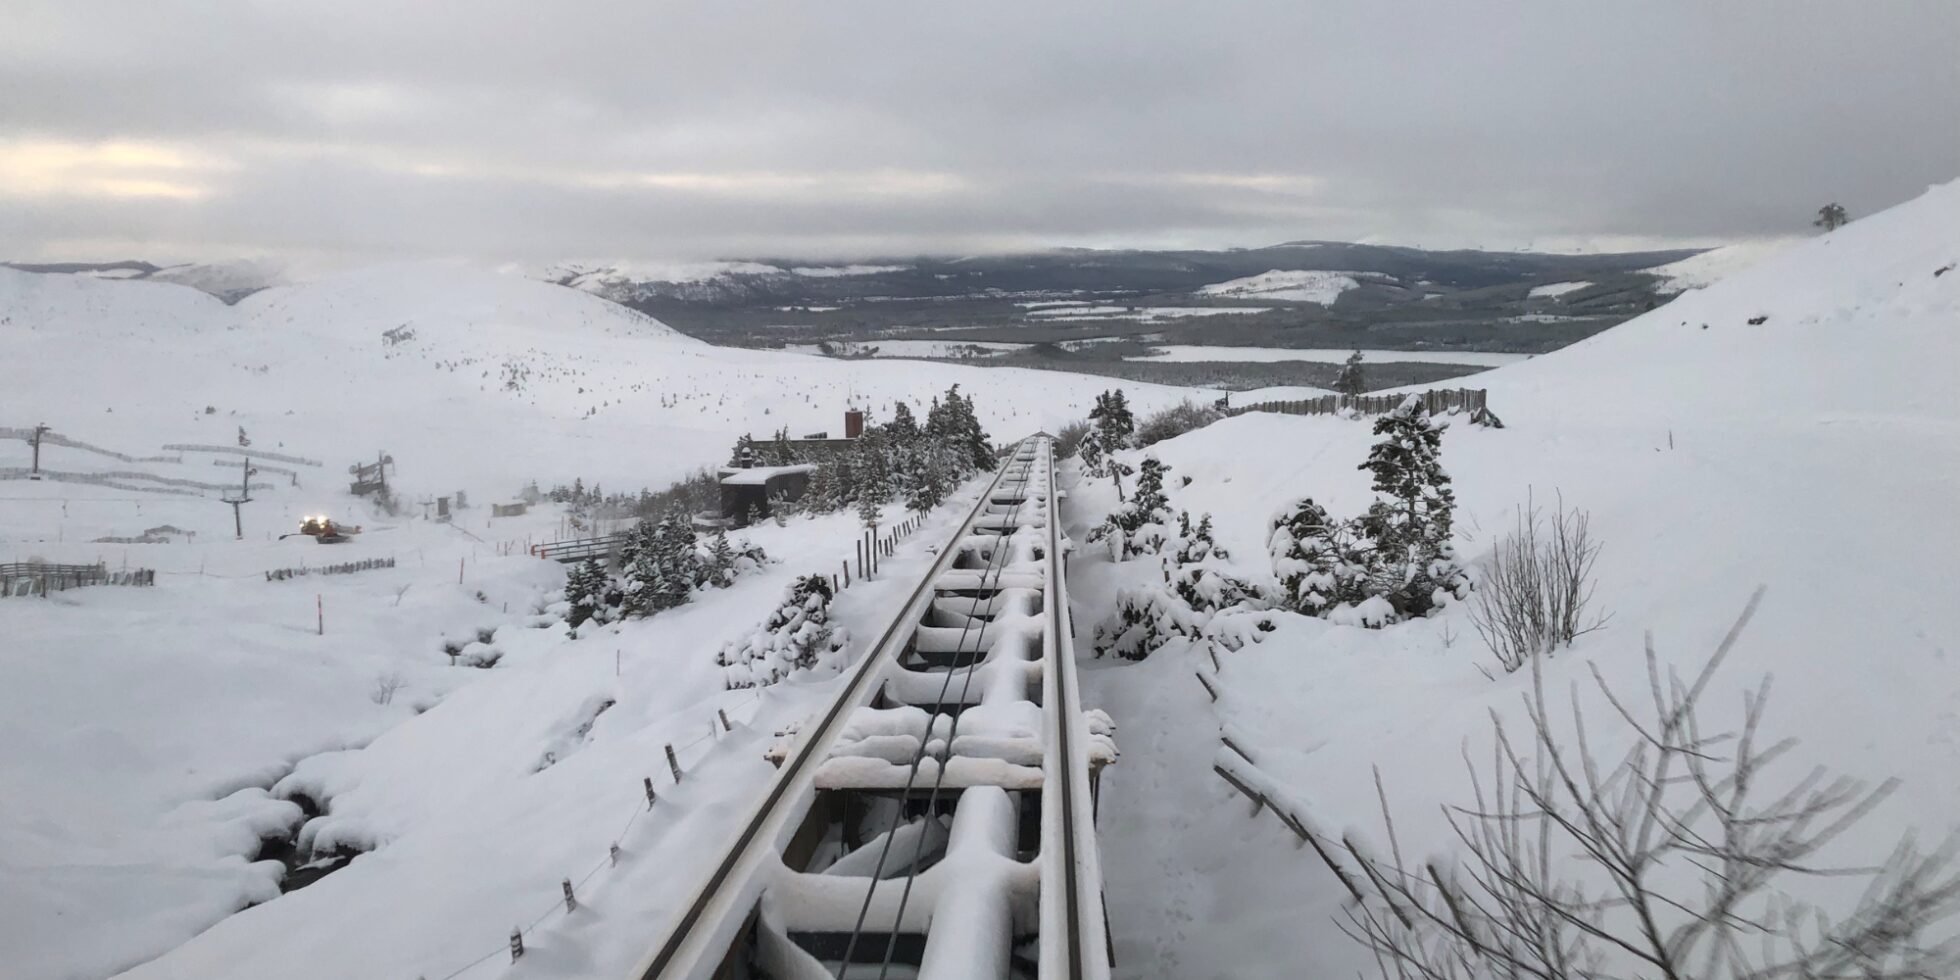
[1070,180,1960,977]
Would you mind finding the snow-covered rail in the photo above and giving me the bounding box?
[630,435,1113,980]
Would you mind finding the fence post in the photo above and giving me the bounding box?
[666,744,683,783]
[562,878,578,913]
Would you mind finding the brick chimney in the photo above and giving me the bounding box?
[844,409,865,439]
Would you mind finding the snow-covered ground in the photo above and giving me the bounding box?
[0,263,1205,500]
[1068,180,1960,977]
[1195,269,1365,304]
[1128,346,1529,367]
[0,262,1214,979]
[1525,279,1590,298]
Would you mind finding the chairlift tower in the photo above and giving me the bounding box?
[222,457,256,540]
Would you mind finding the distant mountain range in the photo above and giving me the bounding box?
[9,241,1757,361]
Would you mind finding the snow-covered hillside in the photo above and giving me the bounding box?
[0,260,1218,980]
[1072,180,1960,976]
[1,262,1203,531]
[1643,238,1800,292]
[1195,268,1364,304]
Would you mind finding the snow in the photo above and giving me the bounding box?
[0,262,1208,500]
[1024,305,1268,322]
[787,264,910,277]
[1195,269,1365,304]
[717,464,817,486]
[0,262,1214,978]
[1525,279,1590,299]
[1069,178,1960,977]
[1129,345,1529,366]
[1644,238,1800,292]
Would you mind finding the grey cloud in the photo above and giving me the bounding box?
[1,0,1955,263]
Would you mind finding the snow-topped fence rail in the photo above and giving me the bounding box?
[624,435,1115,980]
[160,444,324,467]
[1,561,155,596]
[1224,387,1493,423]
[2,426,183,464]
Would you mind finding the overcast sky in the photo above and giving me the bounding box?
[2,0,1956,267]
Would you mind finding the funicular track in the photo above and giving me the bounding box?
[630,436,1113,980]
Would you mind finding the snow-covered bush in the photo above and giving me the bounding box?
[1094,565,1267,660]
[1088,456,1174,559]
[1268,497,1374,618]
[719,574,851,688]
[1094,504,1263,659]
[1135,399,1224,448]
[1469,495,1607,673]
[1055,419,1092,458]
[565,523,767,635]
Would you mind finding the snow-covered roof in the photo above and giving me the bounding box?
[717,463,817,485]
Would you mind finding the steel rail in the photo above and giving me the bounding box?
[629,439,1034,980]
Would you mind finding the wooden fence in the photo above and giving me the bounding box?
[1223,387,1492,421]
[265,557,397,582]
[1,562,155,597]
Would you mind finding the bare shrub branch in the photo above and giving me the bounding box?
[1341,588,1960,979]
[1470,492,1609,674]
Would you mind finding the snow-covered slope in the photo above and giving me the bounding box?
[1075,180,1960,977]
[0,261,1218,980]
[1643,237,1800,292]
[1,262,1203,521]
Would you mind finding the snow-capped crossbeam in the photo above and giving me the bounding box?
[628,436,1113,980]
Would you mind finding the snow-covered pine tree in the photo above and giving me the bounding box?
[1269,497,1374,617]
[1089,389,1135,451]
[857,467,887,528]
[704,530,737,588]
[888,401,921,445]
[652,512,699,589]
[728,434,758,467]
[1357,396,1466,618]
[564,556,609,632]
[1335,350,1367,397]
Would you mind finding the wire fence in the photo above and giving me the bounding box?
[418,684,770,980]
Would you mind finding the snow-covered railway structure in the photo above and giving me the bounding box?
[631,436,1114,980]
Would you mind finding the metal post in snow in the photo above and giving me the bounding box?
[644,777,657,809]
[316,594,323,635]
[510,928,524,962]
[562,878,577,913]
[666,744,682,783]
[457,557,464,585]
[718,708,732,731]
